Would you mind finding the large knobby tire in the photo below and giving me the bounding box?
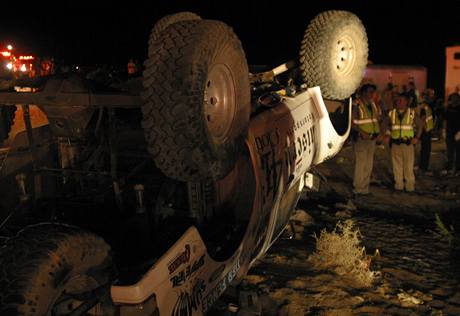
[142,20,251,181]
[299,10,368,100]
[0,223,114,316]
[148,12,201,51]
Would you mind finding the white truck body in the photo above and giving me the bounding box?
[111,87,351,315]
[363,64,427,92]
[445,46,460,99]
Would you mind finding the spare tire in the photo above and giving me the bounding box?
[0,223,114,315]
[299,10,368,100]
[142,20,251,181]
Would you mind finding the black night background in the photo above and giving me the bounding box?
[0,1,459,94]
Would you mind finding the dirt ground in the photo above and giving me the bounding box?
[311,140,460,220]
[230,205,459,316]
[213,140,460,316]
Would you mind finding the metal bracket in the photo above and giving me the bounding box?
[304,172,321,192]
[237,290,262,316]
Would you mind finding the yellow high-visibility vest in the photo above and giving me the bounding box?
[422,104,434,132]
[353,100,380,134]
[389,108,415,139]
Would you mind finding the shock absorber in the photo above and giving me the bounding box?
[57,137,78,184]
[134,184,145,214]
[15,173,29,202]
[187,181,215,225]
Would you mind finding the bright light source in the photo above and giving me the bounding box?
[1,51,11,57]
[6,45,13,50]
[20,64,27,72]
[6,62,12,70]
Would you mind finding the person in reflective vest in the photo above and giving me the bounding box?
[384,93,423,192]
[417,100,434,174]
[352,84,382,195]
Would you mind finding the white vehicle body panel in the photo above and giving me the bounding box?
[111,87,351,315]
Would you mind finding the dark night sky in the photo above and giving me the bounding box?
[0,1,459,94]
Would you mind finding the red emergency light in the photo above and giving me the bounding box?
[19,55,34,60]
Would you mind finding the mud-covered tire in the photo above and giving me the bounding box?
[0,223,114,316]
[148,12,201,50]
[142,20,251,181]
[0,105,16,143]
[299,10,368,100]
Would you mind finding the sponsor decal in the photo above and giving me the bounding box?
[285,125,316,175]
[260,148,282,205]
[286,113,314,136]
[208,264,225,284]
[171,255,205,287]
[171,278,206,316]
[202,260,240,314]
[255,129,280,153]
[168,245,191,274]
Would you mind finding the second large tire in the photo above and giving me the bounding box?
[142,20,251,181]
[299,10,368,100]
[0,223,114,316]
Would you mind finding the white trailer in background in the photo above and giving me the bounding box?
[362,64,427,93]
[445,46,460,99]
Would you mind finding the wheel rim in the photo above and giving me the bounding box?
[204,63,236,144]
[335,32,356,76]
[51,275,102,315]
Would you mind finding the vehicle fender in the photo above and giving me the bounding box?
[308,87,351,165]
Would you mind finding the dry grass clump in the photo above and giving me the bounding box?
[308,220,376,287]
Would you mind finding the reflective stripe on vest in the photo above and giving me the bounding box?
[390,108,415,139]
[424,105,434,132]
[354,101,380,134]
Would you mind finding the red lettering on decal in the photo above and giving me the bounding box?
[168,245,191,274]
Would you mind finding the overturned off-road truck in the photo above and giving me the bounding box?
[0,10,368,316]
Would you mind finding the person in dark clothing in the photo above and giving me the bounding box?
[407,81,419,109]
[418,100,434,174]
[444,85,460,175]
[423,88,443,138]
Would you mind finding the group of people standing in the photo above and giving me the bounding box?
[351,82,457,195]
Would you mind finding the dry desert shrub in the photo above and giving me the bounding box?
[308,220,376,287]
